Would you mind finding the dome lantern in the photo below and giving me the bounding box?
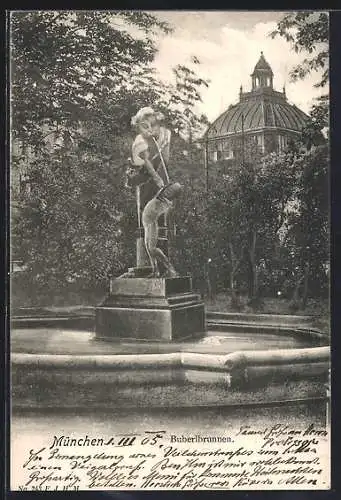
[251,51,273,90]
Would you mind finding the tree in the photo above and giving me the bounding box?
[270,12,329,308]
[182,143,298,308]
[11,11,171,144]
[11,11,209,151]
[10,11,210,299]
[270,11,329,131]
[270,11,328,88]
[284,144,329,309]
[236,150,299,305]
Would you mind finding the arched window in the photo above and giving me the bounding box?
[223,149,234,160]
[278,134,287,151]
[256,134,264,151]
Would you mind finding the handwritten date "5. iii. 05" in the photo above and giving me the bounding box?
[50,432,166,450]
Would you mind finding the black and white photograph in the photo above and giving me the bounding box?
[9,10,330,491]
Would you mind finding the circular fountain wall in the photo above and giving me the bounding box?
[11,310,330,411]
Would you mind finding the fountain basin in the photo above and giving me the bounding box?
[11,309,330,411]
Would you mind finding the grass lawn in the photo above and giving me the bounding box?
[205,293,329,315]
[205,294,330,333]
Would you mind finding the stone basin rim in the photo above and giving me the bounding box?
[12,346,330,371]
[11,309,330,373]
[11,315,329,344]
[11,306,323,322]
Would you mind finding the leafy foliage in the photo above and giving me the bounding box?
[284,145,329,302]
[269,11,329,297]
[11,11,209,296]
[173,142,329,307]
[270,11,329,88]
[270,11,329,134]
[11,11,209,149]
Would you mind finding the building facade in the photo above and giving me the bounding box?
[204,52,310,163]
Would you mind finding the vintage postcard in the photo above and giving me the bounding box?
[9,10,330,491]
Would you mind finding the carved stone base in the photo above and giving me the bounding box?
[96,277,206,341]
[117,266,152,279]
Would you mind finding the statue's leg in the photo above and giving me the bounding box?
[149,221,160,276]
[154,248,178,277]
[136,186,142,228]
[143,198,178,278]
[143,223,159,276]
[142,200,160,277]
[153,203,178,277]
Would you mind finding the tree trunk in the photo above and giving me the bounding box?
[250,258,258,299]
[248,229,258,300]
[230,272,240,309]
[290,270,305,312]
[247,229,263,310]
[302,261,310,309]
[292,280,300,303]
[205,263,212,301]
[229,241,241,309]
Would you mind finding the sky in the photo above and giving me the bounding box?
[145,11,327,122]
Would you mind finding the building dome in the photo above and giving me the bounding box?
[206,94,309,139]
[205,53,309,144]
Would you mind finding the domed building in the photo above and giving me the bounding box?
[204,52,310,163]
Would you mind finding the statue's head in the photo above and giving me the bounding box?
[131,107,154,138]
[131,107,165,138]
[151,111,165,137]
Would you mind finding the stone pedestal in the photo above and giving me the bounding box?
[136,232,150,268]
[96,277,206,341]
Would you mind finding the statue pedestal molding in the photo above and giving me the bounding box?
[95,277,206,341]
